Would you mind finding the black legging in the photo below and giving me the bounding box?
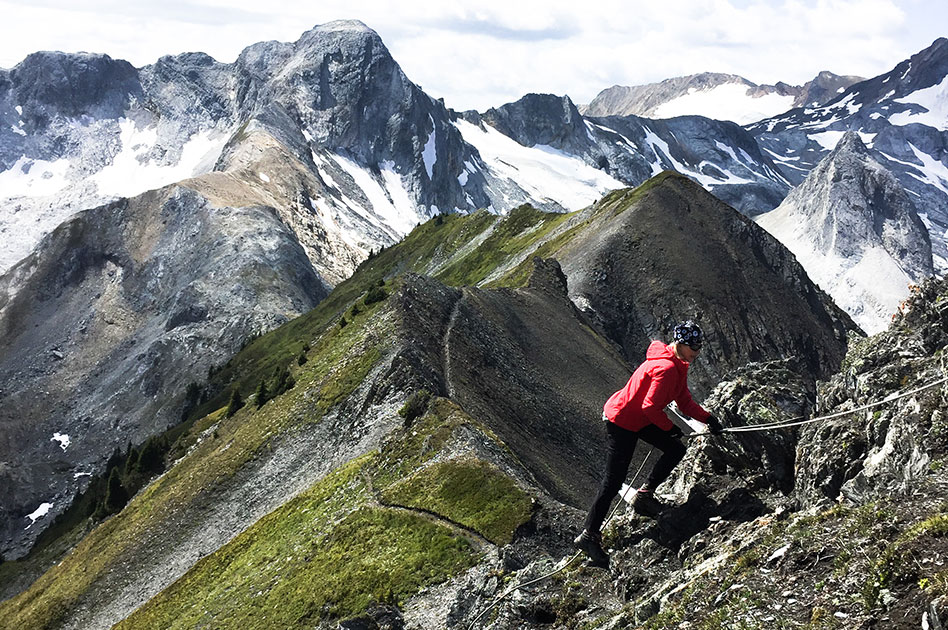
[583,421,687,534]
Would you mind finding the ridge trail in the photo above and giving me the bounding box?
[442,288,466,400]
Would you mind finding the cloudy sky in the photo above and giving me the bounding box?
[0,0,945,112]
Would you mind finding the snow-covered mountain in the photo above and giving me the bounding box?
[749,37,948,271]
[582,71,864,125]
[465,93,790,216]
[756,132,933,333]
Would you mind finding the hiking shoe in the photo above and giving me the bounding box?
[574,530,609,568]
[631,491,666,518]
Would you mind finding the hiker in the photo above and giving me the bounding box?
[575,320,723,567]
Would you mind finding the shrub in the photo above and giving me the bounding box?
[364,285,388,305]
[103,468,128,515]
[297,351,308,366]
[271,366,296,397]
[398,390,431,425]
[255,380,270,408]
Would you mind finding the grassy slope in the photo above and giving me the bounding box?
[117,399,533,628]
[0,284,394,629]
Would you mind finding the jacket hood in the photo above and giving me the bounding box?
[645,339,675,360]
[645,339,690,368]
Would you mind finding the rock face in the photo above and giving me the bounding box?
[756,131,933,333]
[582,71,864,124]
[0,185,328,557]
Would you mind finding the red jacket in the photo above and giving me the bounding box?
[604,340,711,432]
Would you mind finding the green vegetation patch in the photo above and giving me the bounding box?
[436,204,573,287]
[117,456,476,628]
[382,458,534,545]
[370,397,474,489]
[864,513,948,606]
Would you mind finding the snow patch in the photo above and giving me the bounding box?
[91,119,229,199]
[333,153,424,236]
[0,155,71,198]
[652,83,794,125]
[809,130,876,151]
[258,172,270,183]
[423,115,437,179]
[454,119,623,211]
[51,433,71,451]
[25,503,52,528]
[890,76,948,130]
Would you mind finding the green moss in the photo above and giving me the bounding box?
[381,458,534,545]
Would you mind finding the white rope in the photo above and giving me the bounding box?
[718,376,948,434]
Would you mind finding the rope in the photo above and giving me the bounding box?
[465,451,653,629]
[466,373,948,627]
[717,375,948,434]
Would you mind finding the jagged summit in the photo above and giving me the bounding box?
[304,19,377,35]
[480,93,588,151]
[756,131,933,333]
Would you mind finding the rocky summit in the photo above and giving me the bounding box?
[757,131,933,334]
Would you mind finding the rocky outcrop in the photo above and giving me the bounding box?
[756,131,934,333]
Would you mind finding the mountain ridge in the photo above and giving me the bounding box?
[581,70,865,124]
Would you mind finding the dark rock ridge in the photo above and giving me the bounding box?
[557,173,855,397]
[756,131,934,332]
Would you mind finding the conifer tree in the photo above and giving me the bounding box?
[255,379,269,408]
[104,468,128,515]
[225,388,244,417]
[137,436,165,475]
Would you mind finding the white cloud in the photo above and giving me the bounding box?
[0,0,944,112]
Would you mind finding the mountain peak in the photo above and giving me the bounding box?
[756,128,933,332]
[830,130,869,156]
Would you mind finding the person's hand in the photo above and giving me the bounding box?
[706,415,724,435]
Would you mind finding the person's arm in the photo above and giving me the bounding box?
[641,366,675,430]
[675,386,711,422]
